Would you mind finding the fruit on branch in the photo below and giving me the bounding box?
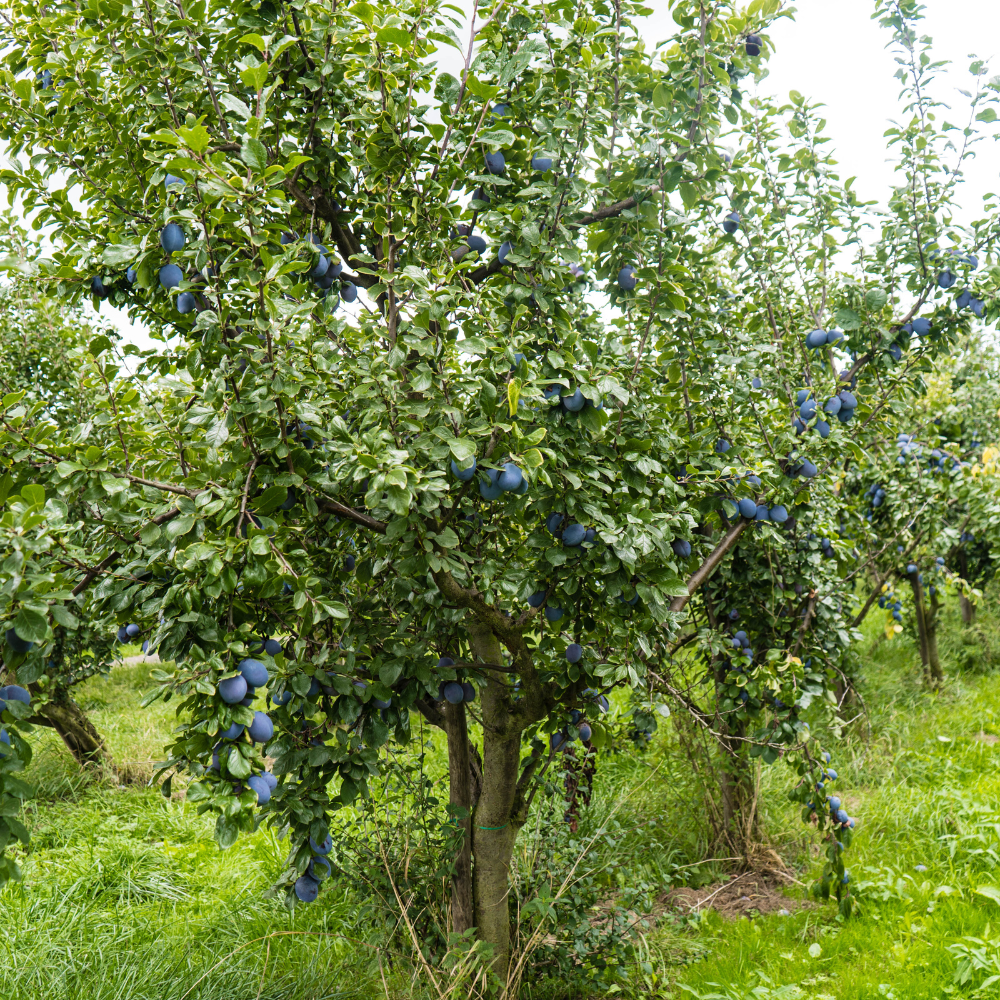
[247,774,271,805]
[531,154,553,172]
[341,282,357,303]
[565,643,583,663]
[238,658,269,688]
[484,151,506,175]
[4,629,33,653]
[177,291,196,314]
[158,264,183,289]
[672,539,692,558]
[159,223,185,253]
[737,498,756,519]
[479,468,503,500]
[561,523,586,547]
[443,682,464,704]
[247,711,274,743]
[805,329,827,349]
[218,675,248,704]
[450,457,477,481]
[497,463,524,491]
[294,874,319,903]
[617,265,637,291]
[745,33,762,56]
[563,389,585,411]
[722,211,741,234]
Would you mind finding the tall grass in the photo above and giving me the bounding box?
[4,593,1000,998]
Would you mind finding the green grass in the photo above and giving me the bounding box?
[5,598,1000,998]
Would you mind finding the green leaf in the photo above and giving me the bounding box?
[13,607,47,643]
[206,417,230,449]
[479,129,515,147]
[254,484,290,515]
[50,605,79,630]
[380,662,403,686]
[376,25,411,47]
[652,82,670,109]
[458,337,490,356]
[88,335,113,357]
[239,32,266,52]
[164,515,195,539]
[225,747,252,779]
[349,1,375,24]
[20,484,44,507]
[102,244,139,266]
[864,288,887,311]
[975,885,1000,905]
[834,307,862,330]
[215,813,240,848]
[241,137,268,172]
[507,378,521,417]
[176,124,212,153]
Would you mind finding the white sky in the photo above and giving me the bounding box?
[102,0,1000,351]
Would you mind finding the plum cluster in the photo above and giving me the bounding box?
[434,657,477,705]
[877,581,904,621]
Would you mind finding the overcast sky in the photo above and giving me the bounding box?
[101,0,1000,350]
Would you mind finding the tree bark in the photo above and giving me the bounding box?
[959,549,976,623]
[443,698,474,936]
[907,571,937,686]
[926,589,943,682]
[467,620,523,980]
[33,695,111,766]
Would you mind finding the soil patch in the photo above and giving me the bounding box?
[661,868,810,920]
[975,731,999,744]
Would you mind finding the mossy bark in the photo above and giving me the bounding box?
[32,695,111,766]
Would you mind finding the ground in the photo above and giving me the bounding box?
[3,597,1000,999]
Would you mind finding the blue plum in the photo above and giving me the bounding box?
[158,263,183,288]
[238,658,269,688]
[160,223,185,253]
[248,711,274,743]
[451,457,477,481]
[497,463,524,491]
[218,675,248,704]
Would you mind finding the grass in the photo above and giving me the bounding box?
[4,599,1000,998]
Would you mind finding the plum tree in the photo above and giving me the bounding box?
[0,0,996,978]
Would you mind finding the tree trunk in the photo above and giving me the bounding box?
[926,590,943,682]
[713,657,757,856]
[443,697,474,936]
[35,696,111,766]
[907,571,937,686]
[959,549,976,623]
[467,621,523,980]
